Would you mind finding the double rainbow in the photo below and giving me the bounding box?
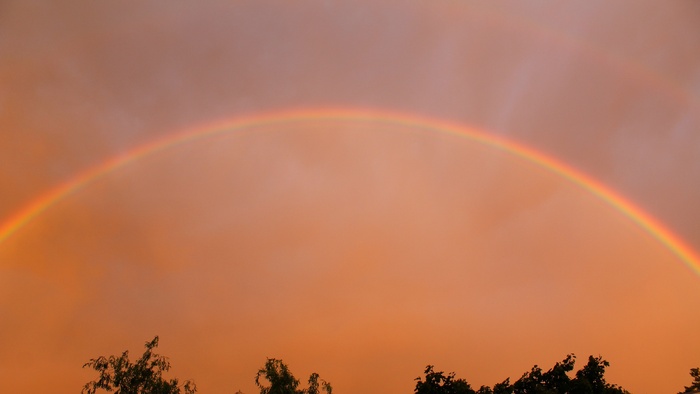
[1,108,699,275]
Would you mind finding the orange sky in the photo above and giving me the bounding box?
[1,1,700,393]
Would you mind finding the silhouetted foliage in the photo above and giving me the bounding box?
[492,378,513,394]
[255,358,332,394]
[420,354,629,394]
[82,336,196,394]
[84,337,695,394]
[679,367,700,394]
[543,354,576,393]
[570,356,628,394]
[415,365,476,394]
[509,354,575,394]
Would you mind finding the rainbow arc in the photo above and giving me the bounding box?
[1,107,698,275]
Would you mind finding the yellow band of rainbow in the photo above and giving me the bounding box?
[1,107,699,276]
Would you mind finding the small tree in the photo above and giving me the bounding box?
[306,372,333,394]
[82,336,196,394]
[255,358,331,394]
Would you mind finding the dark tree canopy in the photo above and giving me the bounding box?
[255,358,332,394]
[569,355,628,394]
[415,365,476,394]
[679,367,700,394]
[416,354,629,394]
[82,336,196,394]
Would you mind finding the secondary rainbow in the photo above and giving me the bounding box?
[1,107,699,275]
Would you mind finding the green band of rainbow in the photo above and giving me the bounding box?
[1,107,699,275]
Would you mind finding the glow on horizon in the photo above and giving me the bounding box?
[1,107,699,277]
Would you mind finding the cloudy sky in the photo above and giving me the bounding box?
[1,1,699,393]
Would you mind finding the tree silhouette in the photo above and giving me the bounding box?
[679,367,700,394]
[81,338,694,394]
[491,378,513,394]
[421,354,628,394]
[82,336,196,394]
[569,356,628,394]
[414,365,476,394]
[509,354,576,394]
[255,358,332,394]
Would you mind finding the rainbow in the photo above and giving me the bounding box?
[1,107,699,275]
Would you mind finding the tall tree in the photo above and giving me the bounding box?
[82,336,196,394]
